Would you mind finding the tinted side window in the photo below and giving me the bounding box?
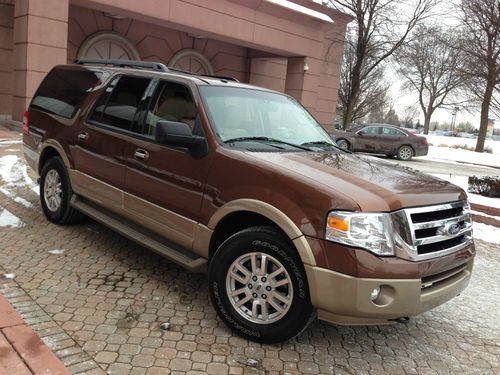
[31,67,102,118]
[382,127,404,136]
[144,81,198,138]
[362,127,379,134]
[90,76,150,132]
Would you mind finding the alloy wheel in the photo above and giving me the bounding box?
[43,169,62,212]
[226,252,293,324]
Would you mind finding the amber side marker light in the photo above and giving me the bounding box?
[327,216,349,232]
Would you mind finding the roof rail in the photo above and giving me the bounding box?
[74,58,239,82]
[74,59,169,72]
[167,67,239,82]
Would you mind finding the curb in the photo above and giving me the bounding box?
[471,203,500,217]
[0,294,70,375]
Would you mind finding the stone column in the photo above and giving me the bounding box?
[12,0,68,121]
[0,1,14,120]
[284,56,321,121]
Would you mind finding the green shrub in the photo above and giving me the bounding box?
[468,175,500,196]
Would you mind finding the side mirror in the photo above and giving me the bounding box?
[155,120,205,150]
[357,130,364,136]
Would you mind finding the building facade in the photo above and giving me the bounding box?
[0,0,349,131]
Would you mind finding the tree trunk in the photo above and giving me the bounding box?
[475,80,494,152]
[342,78,360,128]
[423,113,432,135]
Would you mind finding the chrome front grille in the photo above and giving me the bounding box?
[393,200,473,261]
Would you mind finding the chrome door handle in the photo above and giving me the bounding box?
[78,131,89,141]
[134,149,149,160]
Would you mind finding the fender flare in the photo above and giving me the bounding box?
[207,199,317,266]
[39,140,71,172]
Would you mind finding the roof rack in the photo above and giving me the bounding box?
[168,67,239,82]
[74,59,169,72]
[74,58,239,82]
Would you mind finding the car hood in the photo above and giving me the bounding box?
[247,151,466,212]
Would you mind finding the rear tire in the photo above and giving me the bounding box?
[40,156,83,224]
[209,226,314,343]
[397,145,413,161]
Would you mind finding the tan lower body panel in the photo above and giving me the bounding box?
[305,261,472,325]
[69,170,209,255]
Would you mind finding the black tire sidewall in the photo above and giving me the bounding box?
[337,139,349,150]
[398,146,413,160]
[40,157,72,224]
[209,227,312,343]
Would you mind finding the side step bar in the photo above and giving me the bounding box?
[71,196,207,273]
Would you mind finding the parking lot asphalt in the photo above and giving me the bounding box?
[1,125,499,374]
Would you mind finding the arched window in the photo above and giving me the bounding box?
[169,49,214,75]
[77,31,140,60]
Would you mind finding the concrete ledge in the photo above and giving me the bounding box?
[471,203,500,218]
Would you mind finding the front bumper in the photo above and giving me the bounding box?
[305,260,473,325]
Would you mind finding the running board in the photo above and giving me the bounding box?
[71,196,207,273]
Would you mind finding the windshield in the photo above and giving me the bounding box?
[199,86,336,149]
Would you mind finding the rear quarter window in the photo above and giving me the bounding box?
[30,67,102,119]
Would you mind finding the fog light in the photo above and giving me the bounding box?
[370,286,381,301]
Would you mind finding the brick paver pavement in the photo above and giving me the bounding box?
[1,124,499,374]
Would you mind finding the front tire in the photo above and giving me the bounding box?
[336,139,350,151]
[40,156,83,224]
[209,226,314,343]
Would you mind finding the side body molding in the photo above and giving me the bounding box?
[205,199,317,266]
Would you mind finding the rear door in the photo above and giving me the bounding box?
[71,75,151,211]
[352,126,381,152]
[122,78,212,250]
[379,126,407,154]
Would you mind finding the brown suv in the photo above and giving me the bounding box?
[23,60,474,343]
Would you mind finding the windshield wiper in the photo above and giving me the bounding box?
[224,136,312,151]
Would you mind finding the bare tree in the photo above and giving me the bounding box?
[457,0,500,152]
[401,104,420,128]
[383,107,400,125]
[396,26,464,135]
[325,0,437,128]
[337,25,390,124]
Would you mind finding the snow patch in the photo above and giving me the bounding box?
[426,135,500,154]
[31,185,39,195]
[0,154,35,186]
[0,208,24,228]
[0,140,22,146]
[14,197,32,208]
[0,155,19,183]
[473,222,500,244]
[48,249,65,255]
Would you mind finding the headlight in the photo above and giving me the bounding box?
[325,211,395,256]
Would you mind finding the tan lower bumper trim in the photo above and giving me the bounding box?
[306,261,472,325]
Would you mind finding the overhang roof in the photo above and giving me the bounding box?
[265,0,333,23]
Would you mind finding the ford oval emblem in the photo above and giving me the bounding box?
[445,222,461,236]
